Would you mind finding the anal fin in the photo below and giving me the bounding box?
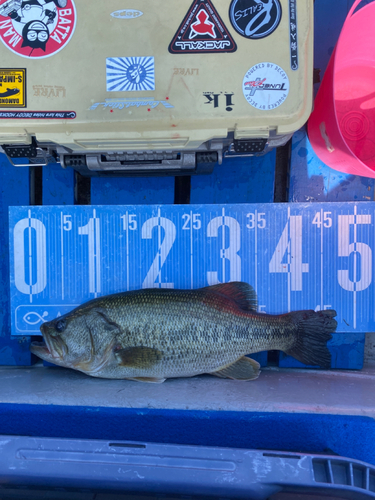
[211,356,260,381]
[126,377,166,384]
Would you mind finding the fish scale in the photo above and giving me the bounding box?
[31,283,338,383]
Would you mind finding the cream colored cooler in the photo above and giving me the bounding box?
[0,0,313,175]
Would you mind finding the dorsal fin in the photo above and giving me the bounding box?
[204,282,258,311]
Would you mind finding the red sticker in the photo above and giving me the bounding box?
[169,0,237,54]
[0,0,76,59]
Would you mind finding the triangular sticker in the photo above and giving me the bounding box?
[169,0,237,54]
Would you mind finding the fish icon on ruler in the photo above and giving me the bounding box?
[23,310,48,325]
[16,305,79,333]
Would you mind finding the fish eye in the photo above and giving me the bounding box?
[55,319,66,333]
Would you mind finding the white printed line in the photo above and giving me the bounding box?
[95,211,101,297]
[28,209,32,304]
[61,212,64,301]
[255,209,258,296]
[287,206,291,312]
[190,210,193,290]
[158,208,162,287]
[222,207,226,284]
[321,208,324,311]
[126,212,129,291]
[353,205,357,330]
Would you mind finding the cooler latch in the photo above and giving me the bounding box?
[1,137,49,167]
[2,137,38,159]
[233,138,268,154]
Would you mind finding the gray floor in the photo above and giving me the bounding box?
[1,362,375,417]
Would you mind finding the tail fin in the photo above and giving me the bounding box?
[285,310,337,369]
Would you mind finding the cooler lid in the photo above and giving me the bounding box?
[0,0,313,150]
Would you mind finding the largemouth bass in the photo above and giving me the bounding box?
[31,283,337,383]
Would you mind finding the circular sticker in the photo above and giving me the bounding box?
[229,0,282,39]
[0,0,76,59]
[243,63,289,110]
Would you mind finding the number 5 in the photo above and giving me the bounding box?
[338,214,372,292]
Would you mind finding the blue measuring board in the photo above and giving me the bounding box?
[8,203,375,341]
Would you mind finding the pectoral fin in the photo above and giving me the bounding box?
[211,356,260,381]
[114,346,163,369]
[126,377,166,384]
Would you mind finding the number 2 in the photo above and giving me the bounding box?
[142,216,176,288]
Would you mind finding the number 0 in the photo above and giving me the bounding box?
[14,217,47,296]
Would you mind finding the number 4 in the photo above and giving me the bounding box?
[269,215,309,291]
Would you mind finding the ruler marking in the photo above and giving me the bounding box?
[126,212,129,291]
[60,212,64,301]
[287,206,291,313]
[353,205,357,329]
[222,207,226,284]
[28,209,33,304]
[158,208,162,287]
[255,209,258,298]
[190,210,193,289]
[321,208,324,311]
[10,203,375,336]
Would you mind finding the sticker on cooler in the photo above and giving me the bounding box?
[90,98,174,111]
[106,57,155,92]
[243,62,289,110]
[0,110,75,118]
[168,0,237,54]
[110,10,143,19]
[289,0,298,70]
[229,0,282,40]
[0,68,26,107]
[0,0,76,59]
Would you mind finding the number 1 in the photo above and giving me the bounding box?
[78,211,101,296]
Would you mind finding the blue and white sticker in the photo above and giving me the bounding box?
[106,57,155,92]
[243,62,289,110]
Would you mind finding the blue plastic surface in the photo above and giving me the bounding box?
[0,404,375,468]
[0,156,33,366]
[289,129,375,203]
[190,152,276,204]
[42,164,75,206]
[314,0,354,94]
[279,332,365,369]
[91,176,175,205]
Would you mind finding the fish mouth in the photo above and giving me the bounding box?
[30,340,52,359]
[30,330,67,362]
